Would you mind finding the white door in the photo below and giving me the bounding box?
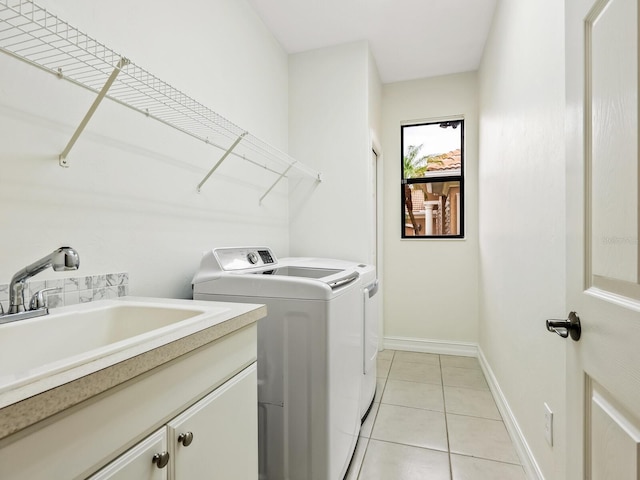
[565,0,640,478]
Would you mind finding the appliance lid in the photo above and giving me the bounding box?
[244,266,359,289]
[252,266,342,278]
[279,256,377,285]
[192,247,362,298]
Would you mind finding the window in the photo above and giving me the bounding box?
[401,119,464,238]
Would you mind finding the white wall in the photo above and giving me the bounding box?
[381,73,479,346]
[478,0,566,478]
[288,41,381,264]
[0,0,290,299]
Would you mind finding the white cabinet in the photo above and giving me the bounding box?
[0,323,258,480]
[89,364,257,480]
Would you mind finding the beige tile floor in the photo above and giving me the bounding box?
[345,350,527,480]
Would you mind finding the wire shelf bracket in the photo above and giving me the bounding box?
[259,164,293,206]
[0,0,322,202]
[59,56,129,167]
[197,131,247,193]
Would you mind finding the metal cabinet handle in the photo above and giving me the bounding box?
[546,311,581,341]
[152,451,170,469]
[178,431,194,447]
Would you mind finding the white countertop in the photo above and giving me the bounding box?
[0,297,266,440]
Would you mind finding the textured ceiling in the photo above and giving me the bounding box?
[247,0,498,84]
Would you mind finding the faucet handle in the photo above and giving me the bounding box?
[29,287,61,310]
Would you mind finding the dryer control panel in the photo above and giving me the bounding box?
[213,247,277,271]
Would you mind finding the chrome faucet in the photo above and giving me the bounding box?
[3,247,80,321]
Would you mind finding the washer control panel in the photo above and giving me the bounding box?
[258,249,274,264]
[213,247,277,271]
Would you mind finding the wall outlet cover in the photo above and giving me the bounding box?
[544,402,554,446]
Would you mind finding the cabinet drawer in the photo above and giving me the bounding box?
[88,429,167,480]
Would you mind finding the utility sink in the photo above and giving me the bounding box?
[0,298,230,395]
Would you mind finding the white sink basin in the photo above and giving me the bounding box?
[0,299,230,394]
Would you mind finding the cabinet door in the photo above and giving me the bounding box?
[88,428,168,480]
[168,363,257,480]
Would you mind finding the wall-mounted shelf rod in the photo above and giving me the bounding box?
[59,57,129,167]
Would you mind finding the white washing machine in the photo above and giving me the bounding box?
[279,256,379,420]
[192,247,369,480]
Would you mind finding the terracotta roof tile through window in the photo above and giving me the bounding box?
[426,149,461,172]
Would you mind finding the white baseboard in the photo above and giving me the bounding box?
[382,336,478,357]
[477,348,544,480]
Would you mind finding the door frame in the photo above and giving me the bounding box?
[371,130,384,350]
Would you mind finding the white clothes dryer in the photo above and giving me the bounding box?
[278,256,379,420]
[192,247,367,480]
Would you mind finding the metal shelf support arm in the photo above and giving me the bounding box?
[197,132,248,192]
[259,164,293,205]
[58,57,130,167]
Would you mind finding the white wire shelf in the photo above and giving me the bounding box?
[0,0,321,200]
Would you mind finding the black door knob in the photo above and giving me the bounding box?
[546,311,581,341]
